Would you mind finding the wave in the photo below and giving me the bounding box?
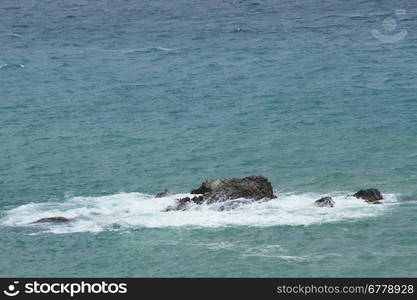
[0,63,24,70]
[100,46,174,54]
[8,33,22,38]
[0,192,399,234]
[155,46,173,51]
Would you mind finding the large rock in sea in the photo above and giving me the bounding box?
[191,175,276,200]
[164,175,276,211]
[32,217,72,224]
[353,188,383,203]
[314,197,335,207]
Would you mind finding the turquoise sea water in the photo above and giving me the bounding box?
[1,0,417,277]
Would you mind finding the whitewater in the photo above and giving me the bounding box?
[1,191,399,234]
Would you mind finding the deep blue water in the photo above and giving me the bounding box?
[0,0,417,277]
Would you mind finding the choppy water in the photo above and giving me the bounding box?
[1,0,417,277]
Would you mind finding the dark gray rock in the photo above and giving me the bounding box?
[353,189,383,203]
[216,198,269,211]
[32,217,72,224]
[163,197,190,212]
[164,175,276,211]
[155,189,172,198]
[314,197,335,208]
[163,196,204,211]
[191,175,276,200]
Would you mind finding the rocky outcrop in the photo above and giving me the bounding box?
[155,189,172,198]
[314,197,335,207]
[353,189,383,203]
[164,175,276,211]
[32,217,72,224]
[191,175,276,200]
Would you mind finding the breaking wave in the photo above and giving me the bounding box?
[0,191,399,234]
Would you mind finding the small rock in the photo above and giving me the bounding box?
[353,189,383,203]
[163,195,205,211]
[314,197,335,208]
[155,189,172,198]
[216,199,256,211]
[32,217,72,224]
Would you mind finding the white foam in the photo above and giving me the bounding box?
[0,192,398,234]
[156,46,173,51]
[102,47,174,54]
[193,242,342,262]
[0,63,24,69]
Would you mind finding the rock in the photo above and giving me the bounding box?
[353,189,383,203]
[164,175,276,211]
[155,189,172,198]
[191,175,276,200]
[163,197,190,211]
[314,197,335,207]
[216,198,267,211]
[32,217,72,224]
[163,195,204,211]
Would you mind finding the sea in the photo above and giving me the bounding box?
[1,0,417,277]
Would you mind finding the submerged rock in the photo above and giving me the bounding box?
[314,197,335,208]
[164,197,191,211]
[155,189,172,198]
[32,217,72,224]
[216,198,269,211]
[353,189,383,203]
[164,175,276,211]
[163,195,206,211]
